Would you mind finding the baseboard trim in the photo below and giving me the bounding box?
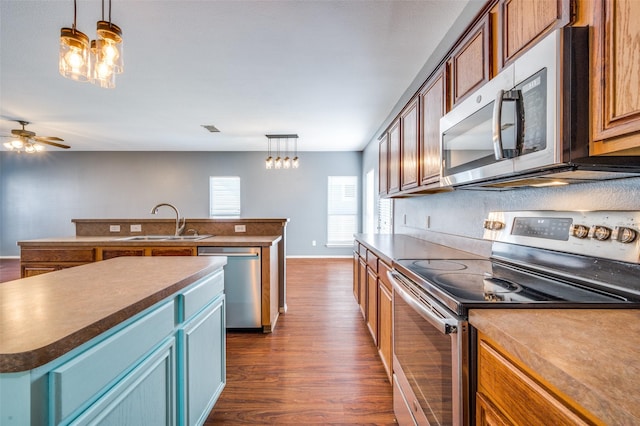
[286,255,351,259]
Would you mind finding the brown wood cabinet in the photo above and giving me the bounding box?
[589,0,640,155]
[419,67,446,186]
[378,134,389,196]
[366,267,378,345]
[388,119,401,194]
[400,98,420,190]
[450,15,492,107]
[500,0,571,67]
[353,245,360,303]
[20,248,96,277]
[477,332,595,425]
[352,240,393,384]
[358,255,367,319]
[377,260,393,383]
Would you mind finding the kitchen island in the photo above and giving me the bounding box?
[0,256,227,425]
[17,233,282,332]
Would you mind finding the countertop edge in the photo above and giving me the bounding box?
[0,257,226,373]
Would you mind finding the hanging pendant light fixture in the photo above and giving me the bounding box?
[265,134,299,170]
[59,0,123,88]
[265,137,274,169]
[95,0,124,74]
[59,0,90,82]
[292,135,300,168]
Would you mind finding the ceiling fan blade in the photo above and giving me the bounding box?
[33,136,64,142]
[37,140,71,149]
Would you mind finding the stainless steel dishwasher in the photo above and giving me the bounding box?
[197,247,261,329]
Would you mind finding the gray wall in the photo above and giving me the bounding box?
[0,151,362,257]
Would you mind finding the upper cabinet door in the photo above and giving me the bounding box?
[500,0,571,67]
[591,0,640,155]
[419,67,446,186]
[450,15,492,107]
[388,119,401,194]
[378,134,389,196]
[400,98,419,191]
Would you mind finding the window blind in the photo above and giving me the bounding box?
[327,176,358,245]
[209,176,241,217]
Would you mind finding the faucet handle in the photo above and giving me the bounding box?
[186,228,198,236]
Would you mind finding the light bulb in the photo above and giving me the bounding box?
[3,142,14,150]
[11,139,24,149]
[102,41,119,63]
[283,156,291,169]
[275,157,282,169]
[96,61,113,79]
[25,144,36,154]
[34,144,45,152]
[265,156,273,169]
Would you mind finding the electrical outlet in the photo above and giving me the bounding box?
[109,225,121,232]
[234,225,246,233]
[312,240,316,246]
[130,224,142,232]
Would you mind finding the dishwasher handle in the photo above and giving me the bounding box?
[198,252,259,258]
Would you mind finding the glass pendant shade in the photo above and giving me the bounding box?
[275,156,282,169]
[283,156,291,169]
[90,39,116,88]
[265,156,274,169]
[59,27,90,81]
[96,21,123,74]
[292,156,299,168]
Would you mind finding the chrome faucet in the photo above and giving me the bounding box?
[150,203,186,236]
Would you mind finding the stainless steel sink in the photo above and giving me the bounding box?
[116,235,212,241]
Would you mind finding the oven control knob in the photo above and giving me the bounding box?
[483,220,504,231]
[590,225,612,241]
[613,227,637,244]
[571,224,590,239]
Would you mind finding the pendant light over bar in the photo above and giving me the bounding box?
[265,134,299,170]
[59,0,123,88]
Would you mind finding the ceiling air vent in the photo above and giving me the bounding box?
[201,125,220,133]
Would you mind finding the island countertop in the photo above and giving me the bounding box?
[0,256,226,373]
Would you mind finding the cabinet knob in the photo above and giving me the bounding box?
[483,220,504,231]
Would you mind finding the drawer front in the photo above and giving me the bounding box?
[182,270,224,321]
[378,261,392,292]
[359,245,368,258]
[366,251,378,272]
[21,248,95,262]
[51,301,175,423]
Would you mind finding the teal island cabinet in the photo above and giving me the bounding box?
[0,256,227,426]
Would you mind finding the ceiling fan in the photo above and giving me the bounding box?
[1,120,71,153]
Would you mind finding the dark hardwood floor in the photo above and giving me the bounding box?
[206,258,396,424]
[0,257,396,423]
[0,258,20,283]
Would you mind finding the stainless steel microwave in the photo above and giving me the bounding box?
[439,27,640,189]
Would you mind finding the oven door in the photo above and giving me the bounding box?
[389,271,469,426]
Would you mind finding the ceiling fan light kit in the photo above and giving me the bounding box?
[1,121,71,153]
[59,0,123,88]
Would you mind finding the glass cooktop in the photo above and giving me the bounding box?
[395,258,637,314]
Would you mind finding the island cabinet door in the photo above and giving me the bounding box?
[68,338,177,426]
[178,294,226,426]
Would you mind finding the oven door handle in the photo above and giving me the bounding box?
[388,271,458,335]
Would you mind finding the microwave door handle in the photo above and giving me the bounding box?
[492,89,506,160]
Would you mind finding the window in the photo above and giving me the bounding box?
[210,176,240,217]
[378,197,392,234]
[365,169,375,234]
[327,176,358,246]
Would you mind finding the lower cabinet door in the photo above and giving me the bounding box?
[179,295,226,426]
[70,337,176,426]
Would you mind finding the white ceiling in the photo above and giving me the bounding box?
[0,0,473,152]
